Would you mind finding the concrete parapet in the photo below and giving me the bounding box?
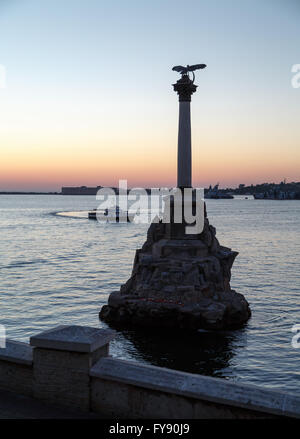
[90,357,300,419]
[30,325,115,411]
[0,340,33,396]
[0,325,299,419]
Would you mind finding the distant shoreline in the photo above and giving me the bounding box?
[1,179,300,200]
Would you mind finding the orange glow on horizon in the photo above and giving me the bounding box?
[1,86,299,191]
[1,139,299,191]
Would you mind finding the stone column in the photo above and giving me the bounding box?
[30,325,115,411]
[173,75,197,188]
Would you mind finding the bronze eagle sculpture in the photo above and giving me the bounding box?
[172,64,206,74]
[172,64,206,82]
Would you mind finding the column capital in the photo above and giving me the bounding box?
[173,74,197,102]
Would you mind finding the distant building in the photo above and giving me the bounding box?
[61,186,102,195]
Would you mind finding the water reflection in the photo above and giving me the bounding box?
[114,327,247,378]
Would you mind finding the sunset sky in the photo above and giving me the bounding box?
[0,0,299,191]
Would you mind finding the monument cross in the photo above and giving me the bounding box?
[172,64,206,188]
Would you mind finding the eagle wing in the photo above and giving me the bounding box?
[188,64,207,71]
[172,65,187,73]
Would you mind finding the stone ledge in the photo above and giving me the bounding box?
[0,340,33,366]
[30,325,116,353]
[90,357,300,419]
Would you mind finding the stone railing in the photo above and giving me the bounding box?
[0,325,299,418]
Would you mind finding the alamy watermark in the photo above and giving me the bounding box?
[0,325,6,349]
[291,324,300,348]
[0,65,6,89]
[95,180,205,234]
[291,64,300,89]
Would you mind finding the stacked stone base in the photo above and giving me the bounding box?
[100,214,251,331]
[100,291,250,331]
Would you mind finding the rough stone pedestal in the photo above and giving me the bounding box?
[99,207,251,331]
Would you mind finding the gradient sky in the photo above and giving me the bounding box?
[0,0,299,191]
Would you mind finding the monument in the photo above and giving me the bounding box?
[99,65,251,330]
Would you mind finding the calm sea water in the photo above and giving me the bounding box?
[0,195,300,394]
